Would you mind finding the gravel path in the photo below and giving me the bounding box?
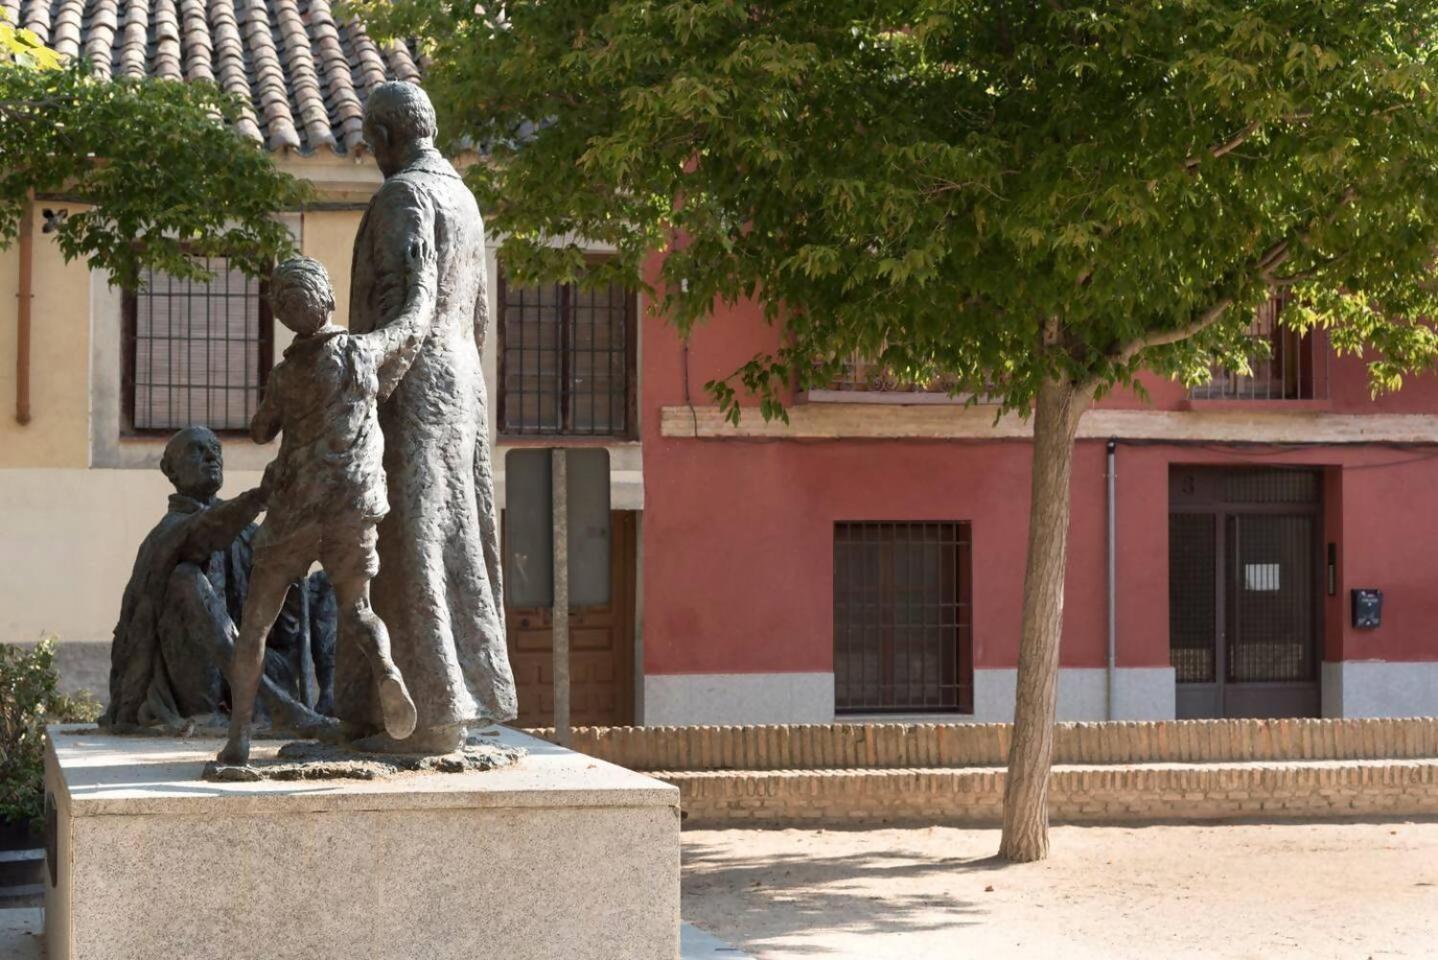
[682,821,1438,959]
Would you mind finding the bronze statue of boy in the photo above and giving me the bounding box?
[218,242,436,766]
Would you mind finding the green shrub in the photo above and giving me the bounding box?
[0,638,102,828]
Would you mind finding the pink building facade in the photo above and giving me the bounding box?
[637,295,1438,725]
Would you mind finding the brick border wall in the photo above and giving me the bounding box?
[527,717,1438,771]
[668,761,1438,826]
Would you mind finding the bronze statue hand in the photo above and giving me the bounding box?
[405,236,437,295]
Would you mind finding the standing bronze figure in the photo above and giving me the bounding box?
[340,82,518,752]
[218,248,437,766]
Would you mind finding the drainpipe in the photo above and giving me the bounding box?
[1106,438,1117,720]
[14,194,33,425]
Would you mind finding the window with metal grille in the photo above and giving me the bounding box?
[498,268,636,438]
[122,257,272,434]
[834,522,973,714]
[804,350,994,403]
[1191,293,1328,401]
[825,351,961,394]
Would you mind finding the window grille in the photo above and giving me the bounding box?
[834,521,973,714]
[498,268,636,438]
[825,352,961,394]
[1191,293,1328,400]
[122,257,271,434]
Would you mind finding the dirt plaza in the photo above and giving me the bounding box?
[682,820,1438,959]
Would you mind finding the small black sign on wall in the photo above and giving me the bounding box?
[1352,589,1383,629]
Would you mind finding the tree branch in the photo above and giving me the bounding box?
[1111,297,1236,370]
[1184,120,1261,171]
[1271,257,1341,287]
[1081,184,1360,395]
[1183,113,1315,172]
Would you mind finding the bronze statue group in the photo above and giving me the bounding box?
[103,83,518,762]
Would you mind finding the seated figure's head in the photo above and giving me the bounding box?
[363,82,437,177]
[162,426,223,501]
[270,257,335,337]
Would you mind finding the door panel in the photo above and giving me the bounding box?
[1227,514,1316,684]
[1170,467,1322,719]
[1222,512,1320,718]
[504,510,636,728]
[1170,513,1220,719]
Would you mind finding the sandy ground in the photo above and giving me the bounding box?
[682,821,1438,960]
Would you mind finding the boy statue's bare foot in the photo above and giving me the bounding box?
[378,669,418,741]
[216,735,250,767]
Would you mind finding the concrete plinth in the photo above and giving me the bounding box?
[44,725,680,960]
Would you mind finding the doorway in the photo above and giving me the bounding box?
[1169,467,1323,719]
[502,449,637,728]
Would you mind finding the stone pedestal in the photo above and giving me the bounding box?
[44,725,680,960]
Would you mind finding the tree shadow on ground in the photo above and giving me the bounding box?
[681,837,995,955]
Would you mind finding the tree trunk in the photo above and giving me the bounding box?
[998,376,1089,863]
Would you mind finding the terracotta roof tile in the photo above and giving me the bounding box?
[85,0,119,81]
[119,0,150,79]
[20,0,51,45]
[209,0,263,142]
[177,0,214,82]
[50,0,84,63]
[151,0,183,80]
[306,0,363,152]
[50,0,424,156]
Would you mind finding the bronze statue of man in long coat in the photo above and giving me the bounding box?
[340,82,517,752]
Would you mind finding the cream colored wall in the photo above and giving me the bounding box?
[298,208,363,329]
[0,209,95,468]
[0,167,645,650]
[0,467,265,645]
[0,198,368,646]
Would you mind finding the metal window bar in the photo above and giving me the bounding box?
[122,256,271,434]
[833,521,974,714]
[499,267,634,438]
[1191,293,1328,400]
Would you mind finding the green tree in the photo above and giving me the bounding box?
[372,0,1438,861]
[1,20,306,285]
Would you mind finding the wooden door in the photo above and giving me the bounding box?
[505,510,636,728]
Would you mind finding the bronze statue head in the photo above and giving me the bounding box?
[362,82,438,177]
[161,426,224,502]
[270,257,335,336]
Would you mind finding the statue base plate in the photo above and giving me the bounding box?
[43,724,680,960]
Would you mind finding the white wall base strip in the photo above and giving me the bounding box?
[641,667,1177,725]
[642,672,835,725]
[972,667,1176,723]
[1322,661,1438,718]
